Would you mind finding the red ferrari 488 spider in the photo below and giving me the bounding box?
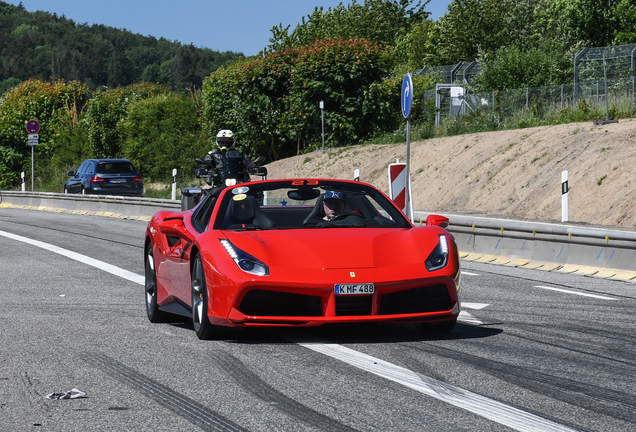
[144,179,461,339]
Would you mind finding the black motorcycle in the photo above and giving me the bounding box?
[181,150,267,211]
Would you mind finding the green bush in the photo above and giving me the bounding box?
[203,38,396,160]
[0,79,88,188]
[122,94,209,183]
[82,82,170,158]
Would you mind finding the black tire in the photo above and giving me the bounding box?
[145,243,170,323]
[191,253,224,340]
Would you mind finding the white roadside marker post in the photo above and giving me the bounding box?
[172,168,177,200]
[561,171,569,222]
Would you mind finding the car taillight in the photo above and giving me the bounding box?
[90,176,105,183]
[132,175,143,183]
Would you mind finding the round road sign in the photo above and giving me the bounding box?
[26,120,40,134]
[401,74,413,118]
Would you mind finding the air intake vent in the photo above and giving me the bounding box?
[335,295,372,316]
[379,285,452,315]
[166,235,179,247]
[239,290,322,317]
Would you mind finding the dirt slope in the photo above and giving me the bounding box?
[264,118,636,230]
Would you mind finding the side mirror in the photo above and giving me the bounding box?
[158,218,195,242]
[195,168,209,178]
[254,167,268,176]
[425,214,449,228]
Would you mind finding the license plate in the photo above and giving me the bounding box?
[110,178,127,183]
[334,283,374,295]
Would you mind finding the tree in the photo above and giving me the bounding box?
[122,94,208,182]
[82,82,170,158]
[432,0,539,65]
[0,79,88,187]
[268,0,430,52]
[203,38,396,160]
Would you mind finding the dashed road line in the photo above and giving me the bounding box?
[534,285,617,300]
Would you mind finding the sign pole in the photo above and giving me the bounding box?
[401,74,414,222]
[405,115,411,221]
[320,101,325,150]
[25,120,41,192]
[31,145,34,191]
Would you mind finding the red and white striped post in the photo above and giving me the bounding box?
[388,161,413,222]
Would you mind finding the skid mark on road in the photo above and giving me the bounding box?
[285,336,579,432]
[215,351,360,432]
[82,353,247,432]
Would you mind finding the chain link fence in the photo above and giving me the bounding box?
[419,43,636,127]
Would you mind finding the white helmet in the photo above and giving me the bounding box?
[216,129,235,148]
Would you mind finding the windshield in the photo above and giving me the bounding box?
[96,162,135,174]
[212,180,411,231]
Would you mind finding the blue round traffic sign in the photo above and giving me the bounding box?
[401,73,413,118]
[26,120,40,134]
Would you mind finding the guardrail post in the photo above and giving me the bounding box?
[562,171,569,222]
[21,171,25,192]
[172,168,177,201]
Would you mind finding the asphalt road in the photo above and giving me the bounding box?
[1,208,635,432]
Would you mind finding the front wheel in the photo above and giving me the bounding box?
[145,243,170,323]
[191,253,224,340]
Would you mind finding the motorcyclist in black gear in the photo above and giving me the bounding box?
[205,129,252,187]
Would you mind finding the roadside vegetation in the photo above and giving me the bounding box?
[1,0,635,193]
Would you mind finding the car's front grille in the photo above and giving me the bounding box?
[238,289,322,317]
[378,285,452,315]
[335,295,372,316]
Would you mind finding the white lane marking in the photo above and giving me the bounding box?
[0,229,145,286]
[534,286,617,300]
[458,311,483,325]
[5,229,577,431]
[462,302,489,310]
[289,337,578,432]
[462,271,480,276]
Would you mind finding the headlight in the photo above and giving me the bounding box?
[220,239,269,276]
[225,178,238,186]
[425,234,449,271]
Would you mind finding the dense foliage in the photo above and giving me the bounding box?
[0,1,243,92]
[203,38,397,160]
[0,79,87,187]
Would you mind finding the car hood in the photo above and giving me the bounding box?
[222,227,443,272]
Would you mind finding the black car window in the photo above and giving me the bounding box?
[85,162,95,175]
[77,162,87,175]
[191,194,217,233]
[96,163,135,174]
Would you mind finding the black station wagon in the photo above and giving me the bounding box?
[65,158,144,197]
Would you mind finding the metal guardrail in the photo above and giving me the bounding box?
[1,191,634,277]
[0,190,180,217]
[414,211,636,276]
